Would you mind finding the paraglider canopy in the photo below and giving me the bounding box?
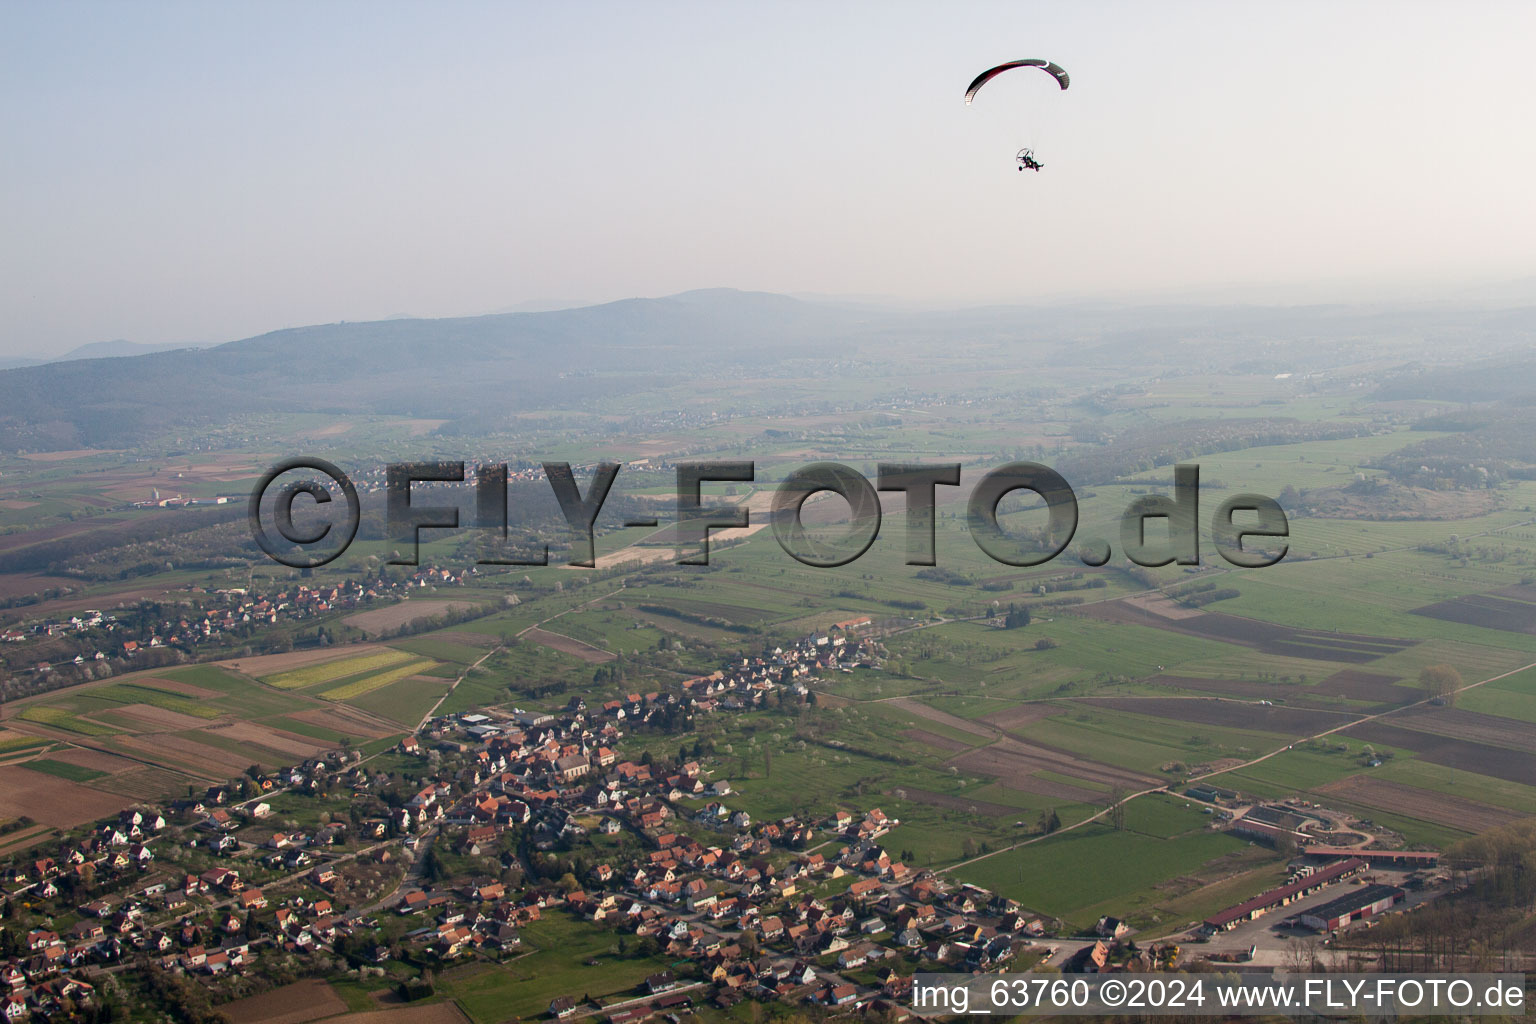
[964,59,1070,105]
[967,59,1069,173]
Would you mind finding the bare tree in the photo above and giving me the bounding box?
[1419,663,1463,706]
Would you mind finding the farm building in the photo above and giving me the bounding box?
[1303,845,1439,868]
[1203,858,1366,932]
[1229,818,1306,847]
[1297,884,1405,932]
[1242,805,1310,831]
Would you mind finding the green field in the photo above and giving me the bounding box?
[391,636,490,664]
[320,658,437,700]
[22,758,107,782]
[345,676,445,727]
[439,914,676,1022]
[953,823,1258,930]
[263,649,419,690]
[434,669,512,717]
[90,683,222,719]
[17,706,118,736]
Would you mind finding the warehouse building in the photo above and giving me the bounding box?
[1230,818,1307,847]
[1202,858,1366,932]
[1303,845,1439,868]
[1297,884,1405,932]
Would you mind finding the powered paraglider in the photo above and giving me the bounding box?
[966,59,1069,172]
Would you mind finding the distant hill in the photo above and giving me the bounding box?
[61,339,197,361]
[0,290,861,449]
[1375,353,1536,404]
[0,339,190,371]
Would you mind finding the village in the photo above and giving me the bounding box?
[0,567,480,688]
[0,618,1458,1022]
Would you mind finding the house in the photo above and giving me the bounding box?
[1095,915,1130,940]
[847,877,882,900]
[1063,940,1110,974]
[838,943,878,969]
[822,983,858,1006]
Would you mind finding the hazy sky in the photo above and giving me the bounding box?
[3,2,1535,356]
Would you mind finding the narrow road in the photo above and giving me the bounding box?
[415,646,504,733]
[355,827,438,916]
